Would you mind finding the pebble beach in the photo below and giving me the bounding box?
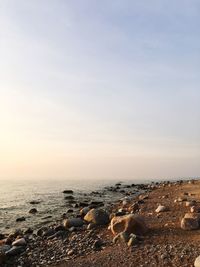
[1,179,200,267]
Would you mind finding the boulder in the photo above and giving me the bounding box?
[63,218,84,228]
[155,205,168,213]
[12,238,26,246]
[194,256,200,267]
[5,246,25,256]
[181,215,199,230]
[84,208,110,225]
[0,245,10,264]
[111,214,148,236]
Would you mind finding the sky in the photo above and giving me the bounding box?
[0,0,200,180]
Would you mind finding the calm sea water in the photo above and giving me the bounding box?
[0,177,191,234]
[0,178,130,234]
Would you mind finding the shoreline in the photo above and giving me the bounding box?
[1,178,200,266]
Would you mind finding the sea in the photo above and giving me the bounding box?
[0,177,192,234]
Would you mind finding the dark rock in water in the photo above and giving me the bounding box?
[115,183,121,186]
[119,190,125,193]
[42,215,52,220]
[67,209,74,213]
[84,208,110,225]
[5,246,25,256]
[72,203,79,208]
[30,200,41,205]
[24,228,33,235]
[63,190,74,194]
[54,225,66,232]
[37,227,49,236]
[65,195,74,200]
[63,218,84,228]
[0,234,5,240]
[79,202,89,207]
[90,201,104,206]
[68,200,77,204]
[29,208,38,214]
[16,217,26,222]
[43,228,55,237]
[47,230,65,240]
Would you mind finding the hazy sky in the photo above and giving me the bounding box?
[0,0,200,180]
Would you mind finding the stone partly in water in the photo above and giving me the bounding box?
[65,195,74,200]
[29,208,38,214]
[111,214,148,236]
[194,256,200,267]
[84,208,110,225]
[5,246,25,256]
[80,207,90,217]
[63,190,74,194]
[29,200,41,205]
[63,218,84,228]
[16,217,26,222]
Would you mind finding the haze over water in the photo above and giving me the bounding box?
[0,2,200,184]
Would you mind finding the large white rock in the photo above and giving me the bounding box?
[194,256,200,267]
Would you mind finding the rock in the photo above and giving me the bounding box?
[37,227,49,236]
[24,228,33,235]
[185,200,196,207]
[93,239,103,250]
[12,238,26,246]
[155,205,168,213]
[0,234,5,240]
[80,207,90,216]
[65,195,74,200]
[29,208,38,214]
[5,246,25,256]
[84,208,110,225]
[181,216,199,230]
[177,197,187,202]
[16,217,26,222]
[90,201,104,207]
[111,214,148,236]
[63,190,74,194]
[87,223,96,230]
[194,256,200,267]
[63,218,84,228]
[67,249,74,256]
[67,209,74,213]
[130,202,139,212]
[29,200,40,205]
[191,206,200,213]
[54,225,66,232]
[79,202,89,207]
[127,234,137,247]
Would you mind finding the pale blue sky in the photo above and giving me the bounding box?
[0,0,199,179]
